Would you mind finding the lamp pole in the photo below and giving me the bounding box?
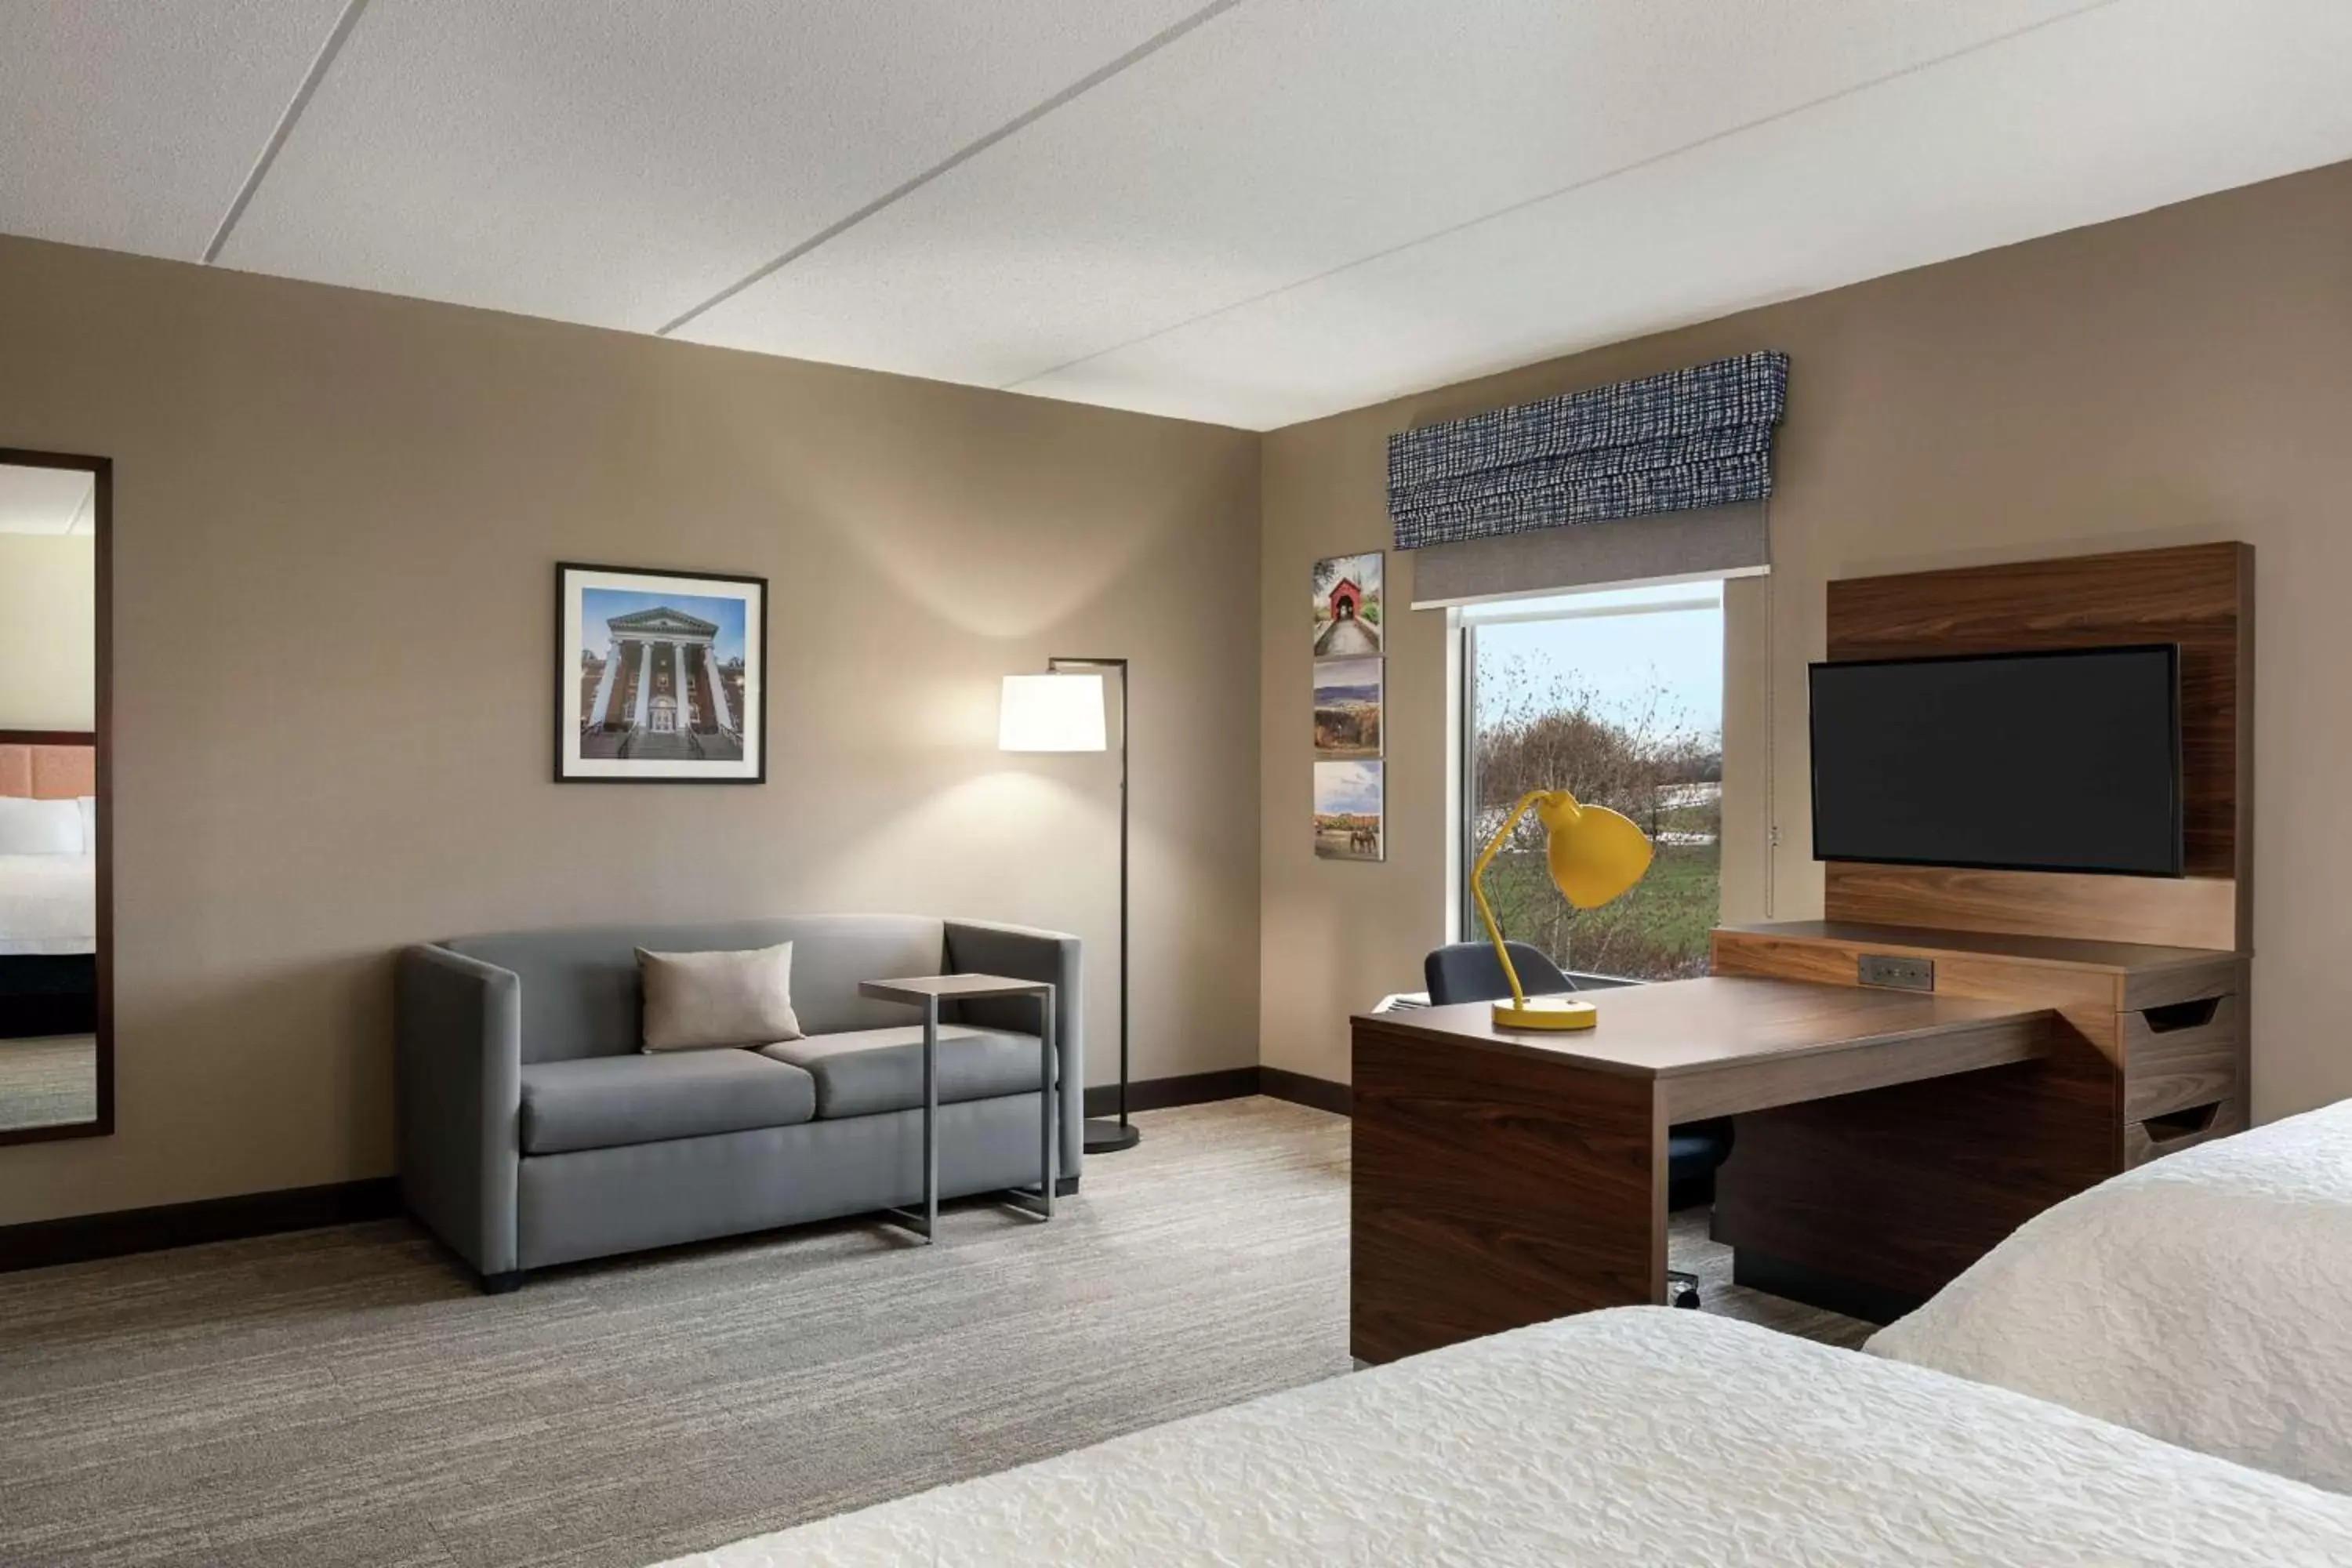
[1048,655,1140,1153]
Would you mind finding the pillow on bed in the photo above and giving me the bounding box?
[78,795,96,851]
[0,797,83,855]
[1867,1097,2352,1494]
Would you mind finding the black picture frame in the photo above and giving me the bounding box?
[554,561,768,785]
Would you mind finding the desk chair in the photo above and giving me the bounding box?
[1423,942,1735,1308]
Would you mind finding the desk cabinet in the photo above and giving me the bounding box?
[1709,921,2247,1316]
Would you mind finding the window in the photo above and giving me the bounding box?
[1461,581,1724,982]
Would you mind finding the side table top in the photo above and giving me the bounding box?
[860,973,1054,1006]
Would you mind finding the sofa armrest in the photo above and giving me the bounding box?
[395,944,523,1277]
[944,919,1084,1175]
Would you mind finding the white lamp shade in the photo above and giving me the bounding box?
[999,673,1107,752]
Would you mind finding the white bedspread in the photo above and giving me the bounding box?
[1870,1095,2352,1494]
[0,854,95,956]
[655,1308,2352,1567]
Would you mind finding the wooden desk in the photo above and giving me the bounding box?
[1349,975,2053,1363]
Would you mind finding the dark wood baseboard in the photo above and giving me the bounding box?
[1731,1247,1923,1327]
[1259,1066,1352,1116]
[0,1177,402,1276]
[1084,1066,1353,1118]
[1085,1067,1261,1117]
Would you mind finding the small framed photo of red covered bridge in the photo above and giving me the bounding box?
[1312,551,1381,656]
[557,562,766,784]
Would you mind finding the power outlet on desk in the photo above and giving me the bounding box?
[1857,953,1936,992]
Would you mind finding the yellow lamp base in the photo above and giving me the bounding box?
[1491,995,1599,1031]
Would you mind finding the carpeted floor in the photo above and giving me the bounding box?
[0,1096,1866,1568]
[0,1035,97,1131]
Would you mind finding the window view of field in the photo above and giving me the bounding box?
[1468,588,1723,982]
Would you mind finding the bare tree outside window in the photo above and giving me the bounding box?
[1467,593,1723,981]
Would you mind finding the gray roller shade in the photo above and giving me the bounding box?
[1408,502,1768,609]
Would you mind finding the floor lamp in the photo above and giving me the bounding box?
[998,659,1141,1153]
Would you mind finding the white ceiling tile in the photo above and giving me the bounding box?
[9,0,2350,430]
[0,465,96,535]
[1014,0,2352,428]
[216,0,1208,332]
[0,0,349,259]
[673,0,2093,387]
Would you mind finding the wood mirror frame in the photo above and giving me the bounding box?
[0,446,111,1145]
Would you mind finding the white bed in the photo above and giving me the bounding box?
[655,1308,2352,1567]
[0,851,96,956]
[1869,1094,2352,1494]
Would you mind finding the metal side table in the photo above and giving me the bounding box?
[858,974,1058,1243]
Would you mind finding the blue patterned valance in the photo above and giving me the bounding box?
[1388,350,1789,550]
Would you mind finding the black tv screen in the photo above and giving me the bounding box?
[1809,644,2183,877]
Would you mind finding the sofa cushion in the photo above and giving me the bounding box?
[760,1025,1046,1120]
[520,1050,816,1155]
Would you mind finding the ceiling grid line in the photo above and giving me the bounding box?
[1001,0,2128,397]
[201,0,376,265]
[653,0,1247,338]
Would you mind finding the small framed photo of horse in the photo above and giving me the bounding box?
[1312,551,1381,656]
[557,562,766,783]
[1314,760,1384,862]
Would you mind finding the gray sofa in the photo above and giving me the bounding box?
[394,914,1081,1290]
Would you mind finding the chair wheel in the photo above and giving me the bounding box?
[1673,1287,1700,1309]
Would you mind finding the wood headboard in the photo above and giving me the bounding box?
[1820,542,2252,953]
[0,731,96,800]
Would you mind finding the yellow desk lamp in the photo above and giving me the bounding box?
[1471,789,1654,1030]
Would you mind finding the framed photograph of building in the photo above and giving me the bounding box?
[1313,759,1384,862]
[1312,551,1381,655]
[1312,657,1383,758]
[557,562,765,783]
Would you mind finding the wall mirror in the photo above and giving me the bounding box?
[0,449,110,1142]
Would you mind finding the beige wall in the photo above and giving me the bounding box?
[12,152,2352,1225]
[0,534,96,730]
[1261,158,2352,1122]
[0,234,1261,1225]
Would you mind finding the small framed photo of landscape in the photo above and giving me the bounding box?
[1314,759,1384,862]
[1312,551,1382,656]
[1313,657,1383,758]
[557,562,766,784]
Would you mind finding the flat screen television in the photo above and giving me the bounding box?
[1809,644,2183,877]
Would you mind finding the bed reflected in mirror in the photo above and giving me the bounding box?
[0,451,109,1142]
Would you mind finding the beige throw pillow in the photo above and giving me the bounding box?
[637,942,804,1052]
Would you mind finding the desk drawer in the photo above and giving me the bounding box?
[2122,992,2241,1122]
[2125,1096,2247,1167]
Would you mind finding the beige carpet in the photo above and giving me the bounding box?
[0,1096,1864,1568]
[0,1035,97,1131]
